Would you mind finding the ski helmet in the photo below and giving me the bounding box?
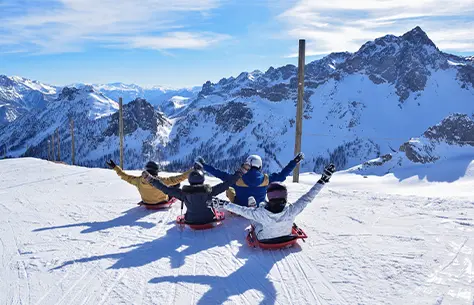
[188,169,205,185]
[246,155,262,170]
[144,161,159,176]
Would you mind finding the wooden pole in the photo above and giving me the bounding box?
[51,134,55,161]
[70,118,75,165]
[293,39,305,183]
[119,97,124,169]
[48,140,51,160]
[56,128,61,161]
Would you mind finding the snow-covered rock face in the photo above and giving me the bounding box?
[0,75,57,125]
[400,114,474,163]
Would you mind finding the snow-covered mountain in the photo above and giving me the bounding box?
[75,82,201,115]
[159,26,474,172]
[348,113,474,178]
[0,75,57,125]
[2,27,474,173]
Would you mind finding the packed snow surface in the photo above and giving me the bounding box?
[0,158,473,304]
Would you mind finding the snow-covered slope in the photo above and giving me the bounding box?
[0,158,472,304]
[0,75,57,125]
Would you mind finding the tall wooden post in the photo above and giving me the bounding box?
[119,97,124,169]
[56,128,61,161]
[293,39,305,183]
[48,140,51,160]
[70,118,75,165]
[51,134,55,161]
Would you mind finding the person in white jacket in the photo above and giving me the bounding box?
[209,164,336,241]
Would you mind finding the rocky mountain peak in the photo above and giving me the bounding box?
[401,26,437,49]
[59,86,81,101]
[0,75,15,87]
[104,98,169,137]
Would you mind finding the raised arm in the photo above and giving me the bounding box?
[287,164,335,217]
[106,160,140,186]
[196,156,231,181]
[210,172,241,196]
[210,163,250,196]
[160,168,193,186]
[224,204,272,224]
[146,174,184,201]
[268,153,304,183]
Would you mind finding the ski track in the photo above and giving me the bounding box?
[1,159,473,304]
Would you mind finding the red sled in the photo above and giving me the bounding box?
[246,224,308,250]
[176,211,225,230]
[138,197,178,210]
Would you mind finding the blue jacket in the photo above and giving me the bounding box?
[203,160,297,207]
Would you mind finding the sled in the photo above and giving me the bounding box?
[176,211,225,230]
[138,197,178,210]
[246,223,308,250]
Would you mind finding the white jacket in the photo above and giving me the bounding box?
[224,182,325,240]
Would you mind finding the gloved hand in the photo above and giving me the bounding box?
[141,171,154,183]
[237,163,251,175]
[106,159,116,169]
[207,198,227,209]
[195,156,205,165]
[248,196,257,208]
[294,152,305,163]
[194,161,204,171]
[318,164,336,184]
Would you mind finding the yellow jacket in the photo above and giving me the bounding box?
[113,166,192,204]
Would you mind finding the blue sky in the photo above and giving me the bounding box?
[1,0,473,88]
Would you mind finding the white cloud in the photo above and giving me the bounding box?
[279,0,474,57]
[128,32,231,50]
[0,0,228,54]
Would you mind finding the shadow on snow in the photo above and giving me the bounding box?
[33,206,158,234]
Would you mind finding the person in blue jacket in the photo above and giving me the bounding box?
[196,153,304,207]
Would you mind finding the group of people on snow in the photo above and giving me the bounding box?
[106,154,335,242]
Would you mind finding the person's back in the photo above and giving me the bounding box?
[144,162,250,224]
[232,168,268,206]
[200,153,304,207]
[106,160,191,204]
[212,164,336,240]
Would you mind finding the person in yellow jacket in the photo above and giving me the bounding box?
[106,160,192,205]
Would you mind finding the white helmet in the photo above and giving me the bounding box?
[246,155,262,169]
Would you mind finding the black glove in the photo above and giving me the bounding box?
[194,161,204,171]
[106,159,116,169]
[294,152,305,163]
[195,156,205,165]
[237,163,251,175]
[318,164,336,184]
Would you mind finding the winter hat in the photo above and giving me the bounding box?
[188,170,205,185]
[266,182,288,201]
[145,161,159,176]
